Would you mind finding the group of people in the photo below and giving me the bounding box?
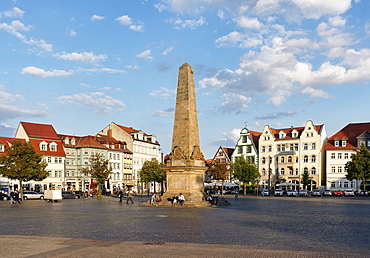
[170,193,185,206]
[9,190,22,205]
[117,189,134,204]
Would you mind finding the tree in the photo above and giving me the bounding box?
[345,144,370,190]
[208,159,230,196]
[82,153,112,198]
[231,156,260,196]
[301,169,310,189]
[0,140,48,199]
[139,158,166,195]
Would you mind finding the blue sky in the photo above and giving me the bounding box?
[0,0,369,159]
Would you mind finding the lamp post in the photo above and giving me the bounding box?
[268,156,271,190]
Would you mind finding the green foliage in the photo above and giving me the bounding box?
[231,156,260,195]
[139,158,166,184]
[345,144,370,190]
[301,170,310,189]
[0,139,48,182]
[208,159,229,181]
[82,153,112,187]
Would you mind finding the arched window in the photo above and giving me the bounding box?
[295,168,299,175]
[262,168,266,176]
[311,155,316,162]
[280,156,284,163]
[304,143,308,150]
[280,168,285,175]
[262,157,266,164]
[287,156,292,163]
[303,155,308,162]
[311,167,316,175]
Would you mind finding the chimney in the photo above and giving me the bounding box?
[108,129,112,137]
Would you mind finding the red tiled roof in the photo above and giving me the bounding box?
[112,122,159,144]
[28,139,66,156]
[20,122,59,140]
[268,125,323,140]
[222,147,234,158]
[249,130,262,149]
[326,122,370,150]
[0,137,18,155]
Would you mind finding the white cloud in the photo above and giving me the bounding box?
[54,51,107,64]
[116,15,144,32]
[69,29,77,36]
[10,20,31,31]
[149,87,175,99]
[301,87,330,98]
[234,16,263,30]
[136,49,154,60]
[56,92,125,114]
[329,16,346,27]
[91,15,105,21]
[162,46,174,56]
[219,93,251,113]
[291,0,352,19]
[152,108,175,117]
[168,16,207,30]
[215,31,262,48]
[21,66,73,78]
[78,67,126,74]
[2,7,24,18]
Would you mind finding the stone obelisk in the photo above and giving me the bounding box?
[162,63,209,207]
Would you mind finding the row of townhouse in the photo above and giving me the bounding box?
[0,121,161,194]
[211,120,370,192]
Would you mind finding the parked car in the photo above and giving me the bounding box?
[299,189,308,196]
[23,191,44,200]
[286,190,298,196]
[357,190,368,197]
[62,191,80,199]
[262,189,270,196]
[312,189,322,196]
[323,190,332,196]
[332,190,344,196]
[274,189,284,196]
[343,189,355,197]
[0,192,10,200]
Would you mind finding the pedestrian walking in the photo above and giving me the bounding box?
[15,191,22,204]
[235,189,239,200]
[118,190,124,202]
[126,189,134,204]
[10,191,16,205]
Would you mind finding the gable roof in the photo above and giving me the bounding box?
[249,130,262,149]
[20,121,59,140]
[267,124,324,140]
[326,122,370,150]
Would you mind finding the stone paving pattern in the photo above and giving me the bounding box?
[0,195,369,257]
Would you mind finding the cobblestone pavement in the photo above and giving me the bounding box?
[0,195,369,257]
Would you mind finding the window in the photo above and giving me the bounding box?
[281,144,285,151]
[294,144,298,151]
[295,168,299,175]
[342,140,346,147]
[311,143,316,150]
[280,157,284,163]
[280,168,285,175]
[246,146,252,153]
[50,144,56,152]
[331,182,336,188]
[331,153,335,159]
[344,182,348,188]
[238,146,243,154]
[331,166,336,173]
[0,144,4,152]
[47,157,52,163]
[242,135,248,143]
[303,155,308,162]
[287,156,292,163]
[40,143,47,151]
[277,145,281,152]
[338,166,342,173]
[303,143,308,150]
[289,169,293,175]
[289,144,293,151]
[261,146,265,152]
[311,167,316,175]
[334,141,339,147]
[268,145,272,152]
[262,168,266,176]
[262,157,266,164]
[344,153,349,159]
[311,155,316,162]
[338,153,342,159]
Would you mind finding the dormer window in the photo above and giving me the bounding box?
[279,132,285,139]
[40,141,48,151]
[0,144,4,152]
[334,141,339,147]
[50,142,57,152]
[71,138,76,145]
[342,140,346,147]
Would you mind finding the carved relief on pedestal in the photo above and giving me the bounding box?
[170,145,186,160]
[190,145,204,161]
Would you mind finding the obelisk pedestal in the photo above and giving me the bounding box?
[161,63,210,207]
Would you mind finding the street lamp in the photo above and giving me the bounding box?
[268,156,271,190]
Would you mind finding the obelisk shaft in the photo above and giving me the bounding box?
[171,63,201,159]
